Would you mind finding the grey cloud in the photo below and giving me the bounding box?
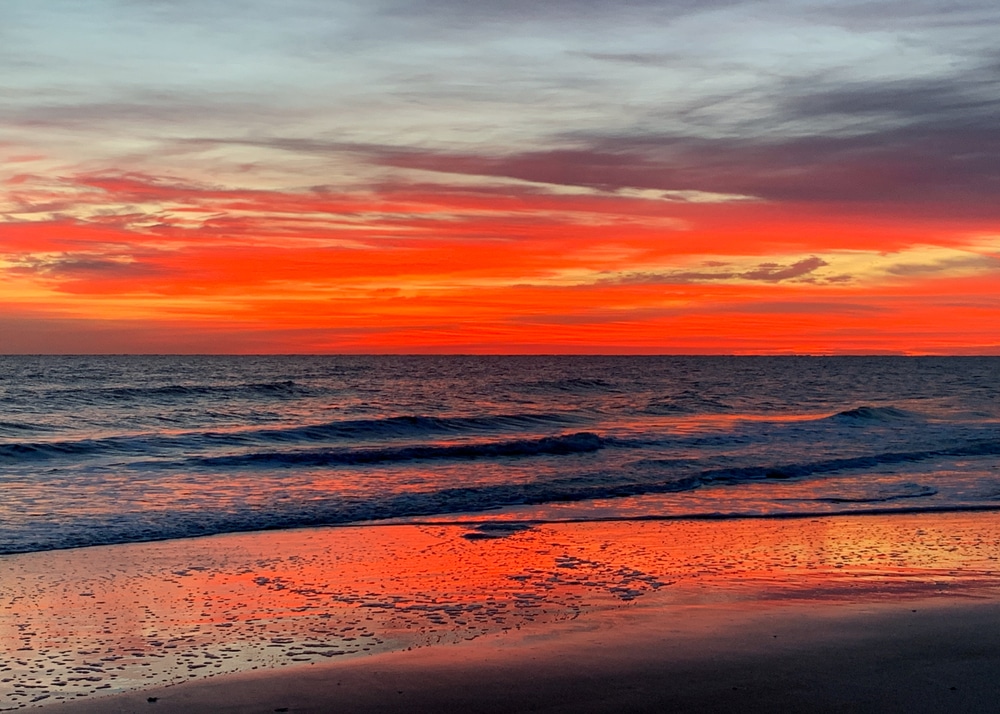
[576,58,1000,207]
[741,257,828,282]
[780,70,999,128]
[1,92,296,131]
[8,254,160,279]
[580,52,686,66]
[187,77,1000,215]
[177,137,364,157]
[274,52,996,213]
[815,0,1000,30]
[886,255,1000,276]
[109,0,743,61]
[637,270,738,283]
[18,0,992,219]
[377,0,742,27]
[608,256,828,286]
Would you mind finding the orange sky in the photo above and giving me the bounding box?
[2,1,998,353]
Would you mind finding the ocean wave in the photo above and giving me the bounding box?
[0,420,55,437]
[2,436,997,554]
[525,377,621,394]
[825,405,919,423]
[0,438,116,460]
[257,413,579,442]
[639,439,1000,490]
[198,432,605,468]
[0,412,580,462]
[815,483,938,504]
[5,355,1000,557]
[29,380,307,404]
[641,391,733,415]
[202,438,1000,522]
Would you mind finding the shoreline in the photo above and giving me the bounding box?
[3,511,999,712]
[9,501,1000,559]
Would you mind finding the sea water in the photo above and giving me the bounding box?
[1,355,998,555]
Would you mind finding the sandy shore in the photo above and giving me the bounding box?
[43,597,1000,713]
[3,512,999,713]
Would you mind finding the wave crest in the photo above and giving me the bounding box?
[201,432,605,468]
[0,412,579,462]
[828,406,917,423]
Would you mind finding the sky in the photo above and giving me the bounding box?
[1,0,998,354]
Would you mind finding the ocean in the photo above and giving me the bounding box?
[1,355,999,555]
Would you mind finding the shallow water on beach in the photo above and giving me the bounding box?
[1,355,999,554]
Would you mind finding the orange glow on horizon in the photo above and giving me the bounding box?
[2,170,998,354]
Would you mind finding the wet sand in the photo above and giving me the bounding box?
[42,597,1000,713]
[3,512,1000,712]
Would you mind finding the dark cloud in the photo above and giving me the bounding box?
[576,61,999,208]
[740,257,828,282]
[778,65,999,129]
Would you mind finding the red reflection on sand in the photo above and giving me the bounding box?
[2,513,999,707]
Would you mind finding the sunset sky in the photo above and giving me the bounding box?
[2,0,998,354]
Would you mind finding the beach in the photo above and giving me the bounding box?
[5,511,999,713]
[41,597,1000,713]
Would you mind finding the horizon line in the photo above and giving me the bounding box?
[2,352,998,358]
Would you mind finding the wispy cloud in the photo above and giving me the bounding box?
[598,256,829,286]
[6,252,161,279]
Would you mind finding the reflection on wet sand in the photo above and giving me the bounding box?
[2,513,999,709]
